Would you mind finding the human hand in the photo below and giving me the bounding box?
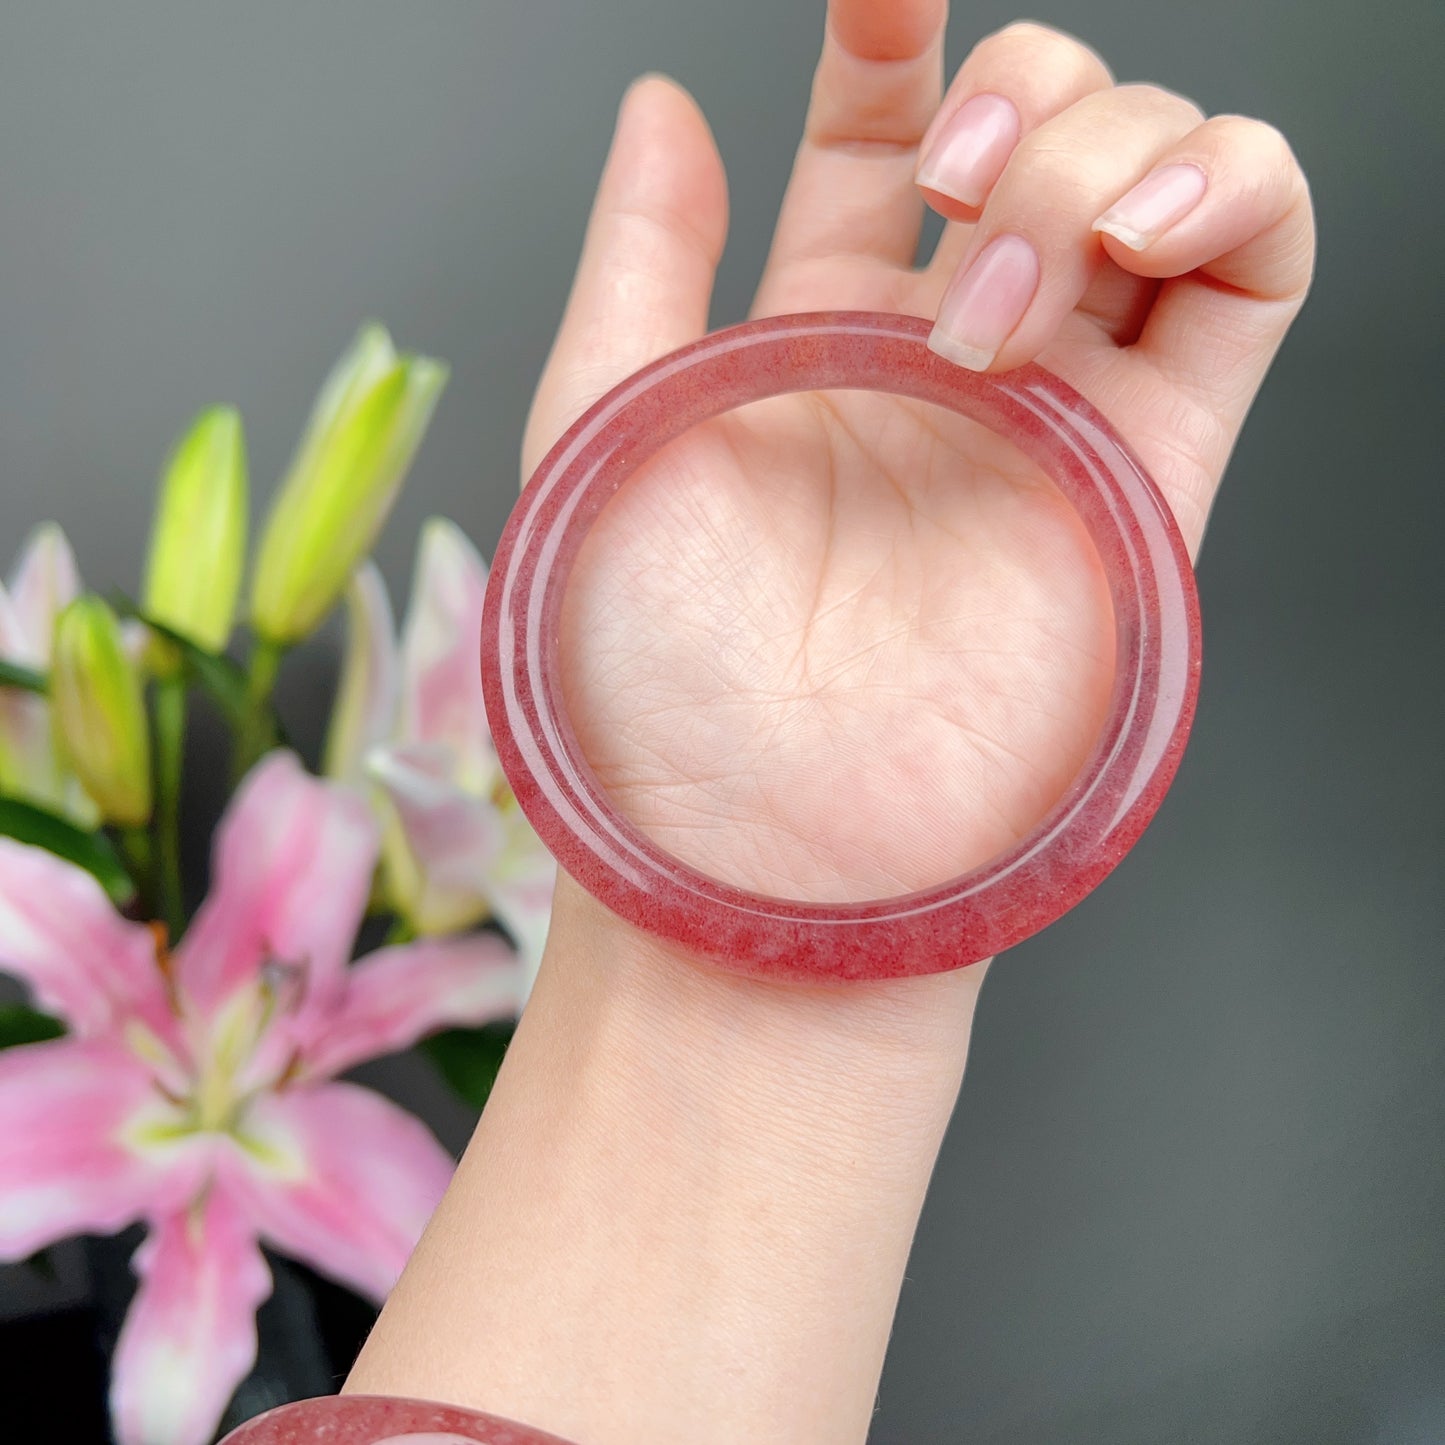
[351,13,1313,1435]
[523,2,1313,915]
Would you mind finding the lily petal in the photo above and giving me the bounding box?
[301,931,522,1080]
[0,838,172,1037]
[369,742,502,936]
[397,519,494,783]
[0,1039,187,1257]
[486,816,557,1002]
[176,752,378,1018]
[8,522,81,663]
[0,587,56,803]
[324,563,400,784]
[225,1080,453,1303]
[0,578,33,664]
[0,585,99,825]
[1,525,94,820]
[110,1190,272,1445]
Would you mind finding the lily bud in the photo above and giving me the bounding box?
[142,407,248,656]
[249,325,448,646]
[50,597,153,827]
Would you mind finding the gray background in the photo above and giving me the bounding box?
[1,2,1442,1441]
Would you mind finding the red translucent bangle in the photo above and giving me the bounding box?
[218,1394,578,1444]
[481,312,1201,981]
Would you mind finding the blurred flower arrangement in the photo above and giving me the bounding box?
[0,326,555,1444]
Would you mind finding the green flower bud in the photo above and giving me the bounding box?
[50,597,153,827]
[249,325,448,645]
[142,406,248,655]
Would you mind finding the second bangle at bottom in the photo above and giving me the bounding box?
[218,1394,579,1445]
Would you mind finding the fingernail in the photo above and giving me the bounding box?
[916,94,1021,209]
[1092,163,1208,250]
[929,233,1040,371]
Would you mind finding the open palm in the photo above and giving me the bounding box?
[522,6,1312,907]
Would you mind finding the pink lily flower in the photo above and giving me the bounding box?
[326,518,555,996]
[0,523,100,825]
[0,751,521,1445]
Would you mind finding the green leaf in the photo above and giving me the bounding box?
[0,658,46,693]
[0,1004,65,1049]
[0,795,137,906]
[176,632,252,726]
[114,600,250,720]
[421,1020,516,1111]
[113,598,287,746]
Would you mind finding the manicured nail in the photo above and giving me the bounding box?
[929,233,1039,371]
[916,94,1021,209]
[1093,163,1208,250]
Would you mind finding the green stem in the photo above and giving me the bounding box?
[153,673,187,939]
[233,634,285,780]
[118,826,156,918]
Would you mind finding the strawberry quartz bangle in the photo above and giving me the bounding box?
[218,1394,579,1443]
[481,311,1201,982]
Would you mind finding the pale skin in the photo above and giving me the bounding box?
[347,3,1314,1441]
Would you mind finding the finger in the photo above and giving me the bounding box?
[1098,115,1315,451]
[917,21,1113,224]
[522,76,728,479]
[927,84,1205,372]
[753,0,945,307]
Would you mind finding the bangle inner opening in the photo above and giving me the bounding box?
[555,387,1117,906]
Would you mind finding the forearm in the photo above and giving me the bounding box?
[346,877,986,1444]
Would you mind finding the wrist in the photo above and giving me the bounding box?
[539,874,988,1149]
[546,870,988,1071]
[348,874,988,1444]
